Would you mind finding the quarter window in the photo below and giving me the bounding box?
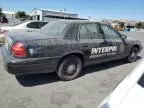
[100,24,120,39]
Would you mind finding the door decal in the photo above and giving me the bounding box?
[90,46,118,58]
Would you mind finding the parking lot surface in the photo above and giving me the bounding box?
[0,32,143,108]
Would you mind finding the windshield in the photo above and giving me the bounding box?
[138,73,144,88]
[41,21,68,37]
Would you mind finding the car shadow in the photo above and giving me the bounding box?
[16,56,142,87]
[80,58,139,76]
[16,72,59,87]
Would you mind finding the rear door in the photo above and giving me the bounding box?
[99,24,126,60]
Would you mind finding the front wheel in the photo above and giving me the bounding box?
[127,47,139,63]
[56,55,82,81]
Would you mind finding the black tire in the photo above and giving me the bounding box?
[56,55,82,81]
[127,47,139,63]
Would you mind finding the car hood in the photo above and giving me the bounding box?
[7,31,56,41]
[126,35,135,40]
[121,32,140,43]
[1,26,12,30]
[125,36,140,44]
[0,26,24,31]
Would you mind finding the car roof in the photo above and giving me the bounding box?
[24,20,48,23]
[50,19,108,25]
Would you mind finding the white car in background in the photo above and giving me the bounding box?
[98,59,144,108]
[0,20,48,31]
[0,21,48,44]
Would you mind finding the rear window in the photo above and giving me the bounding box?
[27,22,39,28]
[41,21,68,37]
[39,22,47,28]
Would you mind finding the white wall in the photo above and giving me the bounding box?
[30,8,78,21]
[30,9,43,21]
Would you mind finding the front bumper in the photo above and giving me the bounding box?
[1,46,60,75]
[139,43,143,53]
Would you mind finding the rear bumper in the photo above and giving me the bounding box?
[1,46,60,75]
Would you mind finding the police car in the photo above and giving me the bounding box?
[98,59,144,108]
[1,20,143,80]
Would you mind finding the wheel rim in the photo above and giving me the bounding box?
[67,64,76,74]
[62,59,78,76]
[129,48,138,61]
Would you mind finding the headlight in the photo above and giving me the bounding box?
[100,103,111,108]
[138,41,143,46]
[140,42,144,46]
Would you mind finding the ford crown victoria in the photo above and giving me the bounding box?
[1,20,143,80]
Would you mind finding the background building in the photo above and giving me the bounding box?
[30,8,79,21]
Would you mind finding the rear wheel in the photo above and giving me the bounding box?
[127,47,139,63]
[56,55,82,81]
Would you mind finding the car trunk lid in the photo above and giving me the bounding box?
[5,31,57,58]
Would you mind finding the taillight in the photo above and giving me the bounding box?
[12,42,27,57]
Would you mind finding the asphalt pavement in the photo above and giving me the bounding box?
[0,32,143,108]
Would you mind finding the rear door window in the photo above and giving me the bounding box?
[79,24,89,39]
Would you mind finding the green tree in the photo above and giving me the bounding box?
[0,8,3,17]
[15,11,27,21]
[135,22,143,29]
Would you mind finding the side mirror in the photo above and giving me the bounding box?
[121,34,127,39]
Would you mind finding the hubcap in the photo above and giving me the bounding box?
[129,49,138,61]
[131,52,136,58]
[62,59,79,76]
[67,64,76,74]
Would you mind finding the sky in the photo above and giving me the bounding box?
[0,0,144,20]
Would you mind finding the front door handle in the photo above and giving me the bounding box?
[82,45,88,47]
[104,41,113,45]
[108,42,113,45]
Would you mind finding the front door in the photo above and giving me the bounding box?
[78,23,108,65]
[99,24,126,61]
